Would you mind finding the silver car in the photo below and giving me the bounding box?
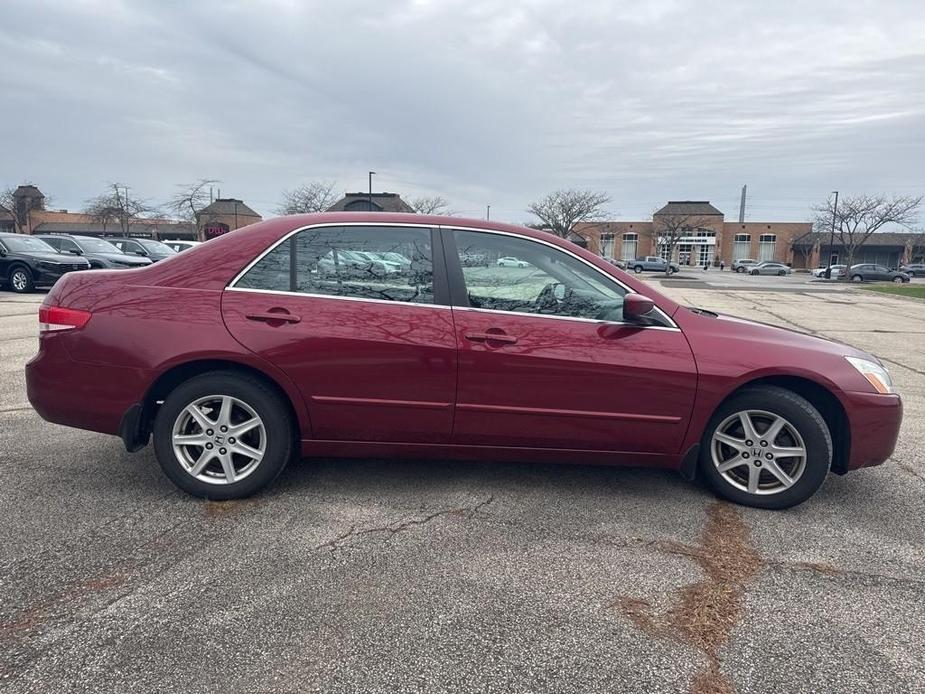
[749,261,791,276]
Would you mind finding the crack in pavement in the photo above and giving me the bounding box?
[610,502,762,694]
[314,495,495,552]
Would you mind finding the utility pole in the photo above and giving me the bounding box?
[486,205,491,221]
[825,190,839,279]
[738,185,747,223]
[368,171,376,210]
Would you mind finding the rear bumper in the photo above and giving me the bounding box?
[843,390,903,470]
[26,333,151,436]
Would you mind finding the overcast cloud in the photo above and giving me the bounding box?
[2,0,924,222]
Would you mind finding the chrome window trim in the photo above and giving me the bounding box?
[452,305,680,331]
[225,285,450,310]
[442,224,678,329]
[227,220,678,329]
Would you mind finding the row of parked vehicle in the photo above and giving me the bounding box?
[0,233,201,293]
[810,263,916,283]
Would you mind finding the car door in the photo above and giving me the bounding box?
[445,227,698,454]
[874,265,891,280]
[222,223,457,443]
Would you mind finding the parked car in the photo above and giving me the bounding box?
[848,264,910,283]
[37,234,153,270]
[811,265,846,279]
[26,214,902,510]
[749,261,792,276]
[317,249,398,277]
[899,263,925,278]
[602,256,627,270]
[497,256,529,268]
[732,259,758,273]
[0,233,90,292]
[162,240,202,253]
[629,256,680,274]
[107,237,178,263]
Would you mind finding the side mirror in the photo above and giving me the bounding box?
[623,293,655,321]
[0,247,6,257]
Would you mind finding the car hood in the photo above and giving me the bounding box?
[93,252,151,265]
[30,252,89,264]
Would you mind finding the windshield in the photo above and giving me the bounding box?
[2,236,57,253]
[137,239,176,254]
[76,237,123,253]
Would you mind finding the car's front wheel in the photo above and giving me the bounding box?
[634,265,643,274]
[153,371,295,499]
[9,266,34,293]
[698,386,832,509]
[893,276,904,284]
[851,274,863,283]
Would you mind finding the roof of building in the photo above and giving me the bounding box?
[13,184,44,198]
[792,231,924,247]
[654,201,724,217]
[327,192,415,213]
[200,198,261,217]
[34,221,198,236]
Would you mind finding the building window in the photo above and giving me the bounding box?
[759,234,776,261]
[733,233,750,260]
[600,233,615,258]
[621,233,637,260]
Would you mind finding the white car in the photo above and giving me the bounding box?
[812,264,846,279]
[162,240,202,253]
[497,256,529,268]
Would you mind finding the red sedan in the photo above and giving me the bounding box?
[26,213,902,509]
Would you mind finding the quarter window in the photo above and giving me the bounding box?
[236,226,434,304]
[452,230,627,322]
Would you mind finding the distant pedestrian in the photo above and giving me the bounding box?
[720,260,725,271]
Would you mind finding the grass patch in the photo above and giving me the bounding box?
[862,284,925,299]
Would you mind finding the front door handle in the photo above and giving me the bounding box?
[465,331,517,345]
[245,311,301,324]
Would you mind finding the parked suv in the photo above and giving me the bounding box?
[732,258,758,273]
[848,264,910,284]
[630,256,680,274]
[899,263,925,278]
[107,237,178,263]
[0,233,90,292]
[162,239,202,253]
[37,234,152,270]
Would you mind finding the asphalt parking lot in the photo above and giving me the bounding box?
[1,281,924,694]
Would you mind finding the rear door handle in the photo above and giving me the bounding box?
[245,311,301,324]
[465,332,517,344]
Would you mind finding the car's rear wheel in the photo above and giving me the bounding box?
[153,371,295,499]
[698,386,832,509]
[9,266,33,293]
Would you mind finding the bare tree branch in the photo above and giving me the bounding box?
[643,211,716,276]
[166,179,220,225]
[813,193,922,273]
[527,190,611,239]
[84,183,158,235]
[277,181,339,215]
[409,195,452,215]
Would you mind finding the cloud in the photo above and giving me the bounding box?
[0,0,923,222]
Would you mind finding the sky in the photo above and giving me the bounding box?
[2,0,924,224]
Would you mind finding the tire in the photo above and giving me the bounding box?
[633,265,643,274]
[893,276,904,284]
[778,270,786,276]
[9,265,34,293]
[152,371,295,500]
[698,385,832,509]
[851,275,863,283]
[750,270,759,276]
[736,267,745,273]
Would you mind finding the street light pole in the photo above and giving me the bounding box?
[486,205,491,221]
[825,190,839,279]
[368,171,376,210]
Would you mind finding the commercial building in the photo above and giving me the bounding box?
[573,201,813,267]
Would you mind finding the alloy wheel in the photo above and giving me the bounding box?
[11,270,28,291]
[171,394,267,485]
[710,409,807,495]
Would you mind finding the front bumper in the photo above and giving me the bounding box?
[842,390,903,470]
[34,265,89,285]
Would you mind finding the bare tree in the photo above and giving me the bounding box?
[277,181,339,215]
[526,190,611,239]
[166,179,220,225]
[410,195,451,215]
[813,193,922,275]
[906,229,925,265]
[643,210,716,276]
[0,187,26,234]
[85,183,158,235]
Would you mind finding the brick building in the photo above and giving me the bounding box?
[573,201,813,268]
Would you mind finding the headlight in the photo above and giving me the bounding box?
[845,356,894,394]
[38,261,60,270]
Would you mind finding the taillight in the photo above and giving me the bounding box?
[39,306,92,333]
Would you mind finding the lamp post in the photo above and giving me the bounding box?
[825,190,838,279]
[368,171,376,210]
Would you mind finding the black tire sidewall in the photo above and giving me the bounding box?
[153,372,294,499]
[698,386,832,510]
